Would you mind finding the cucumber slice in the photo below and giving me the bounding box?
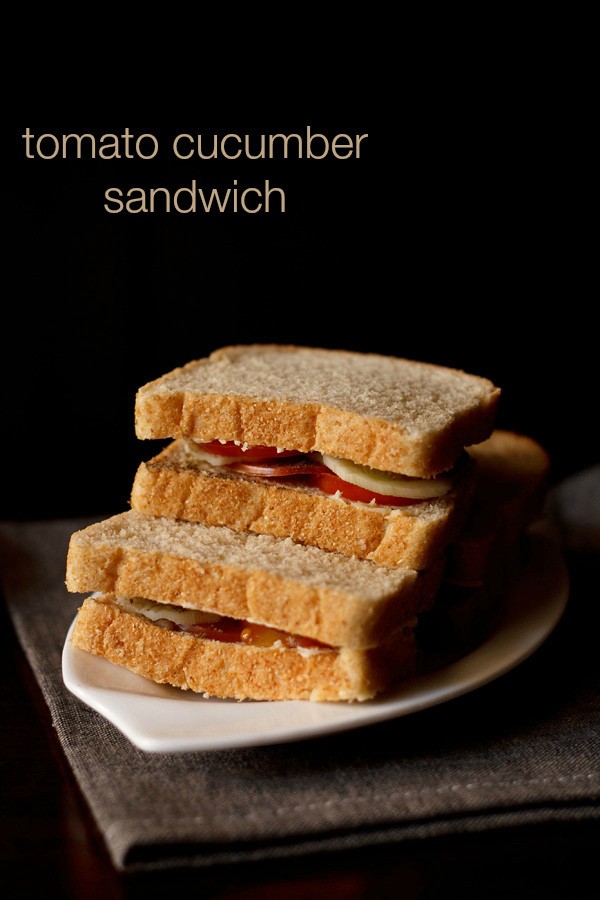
[319,453,452,499]
[182,440,273,468]
[116,596,222,625]
[182,440,237,467]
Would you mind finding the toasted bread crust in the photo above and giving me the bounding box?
[71,596,418,701]
[66,512,443,649]
[135,346,500,477]
[130,441,473,569]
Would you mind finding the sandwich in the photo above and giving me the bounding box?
[66,512,442,701]
[66,344,505,702]
[131,345,500,568]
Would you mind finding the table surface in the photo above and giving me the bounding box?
[2,552,598,900]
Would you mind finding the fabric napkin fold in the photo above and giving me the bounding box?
[0,485,598,871]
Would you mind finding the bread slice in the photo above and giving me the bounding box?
[135,345,500,478]
[130,439,475,569]
[66,511,443,650]
[71,594,418,702]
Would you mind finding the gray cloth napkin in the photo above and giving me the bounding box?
[1,492,599,871]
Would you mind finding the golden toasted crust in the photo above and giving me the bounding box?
[66,511,443,649]
[134,345,500,478]
[130,441,474,569]
[71,596,418,702]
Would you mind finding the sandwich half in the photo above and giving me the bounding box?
[132,345,500,567]
[66,510,441,701]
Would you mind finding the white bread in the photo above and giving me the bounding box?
[66,510,443,649]
[130,439,475,569]
[71,594,418,702]
[135,345,500,478]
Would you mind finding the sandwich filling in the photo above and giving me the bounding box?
[182,439,457,506]
[113,595,332,654]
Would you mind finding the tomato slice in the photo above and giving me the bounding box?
[306,471,419,507]
[195,440,298,459]
[239,623,325,649]
[177,617,326,649]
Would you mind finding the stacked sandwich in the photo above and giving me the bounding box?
[65,344,540,702]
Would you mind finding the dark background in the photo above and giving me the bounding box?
[6,107,594,521]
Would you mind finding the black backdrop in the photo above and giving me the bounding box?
[7,112,595,520]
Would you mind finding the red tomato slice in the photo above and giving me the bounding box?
[306,471,420,507]
[177,618,325,649]
[240,623,325,649]
[196,440,299,459]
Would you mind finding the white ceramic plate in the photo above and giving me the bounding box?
[62,524,568,753]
